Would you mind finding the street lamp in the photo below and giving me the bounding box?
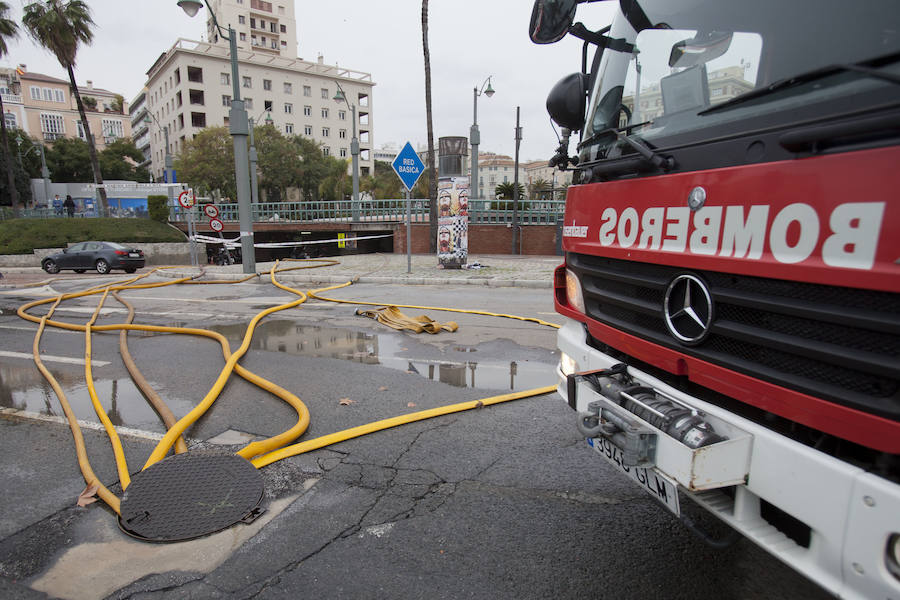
[143,113,173,183]
[332,81,359,220]
[470,76,495,202]
[248,109,273,204]
[178,0,256,274]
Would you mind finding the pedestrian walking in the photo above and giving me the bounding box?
[53,195,63,216]
[63,195,75,218]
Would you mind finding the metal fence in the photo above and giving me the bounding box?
[170,199,566,225]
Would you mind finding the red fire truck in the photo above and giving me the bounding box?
[531,1,899,597]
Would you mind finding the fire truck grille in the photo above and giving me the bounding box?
[569,253,900,421]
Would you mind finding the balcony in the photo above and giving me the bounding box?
[43,132,65,141]
[1,92,21,104]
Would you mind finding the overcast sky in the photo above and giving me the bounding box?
[5,0,617,162]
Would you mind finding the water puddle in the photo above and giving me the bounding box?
[210,320,556,391]
[0,362,195,432]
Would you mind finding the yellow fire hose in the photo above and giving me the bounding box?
[17,260,560,522]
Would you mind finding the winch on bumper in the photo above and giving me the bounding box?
[556,318,900,600]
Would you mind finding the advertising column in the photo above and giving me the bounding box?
[437,136,469,268]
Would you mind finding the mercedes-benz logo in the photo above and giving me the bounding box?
[663,274,714,345]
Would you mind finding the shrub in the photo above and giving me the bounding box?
[148,195,169,222]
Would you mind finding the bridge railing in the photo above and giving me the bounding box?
[170,199,566,225]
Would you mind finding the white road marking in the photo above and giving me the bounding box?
[0,350,110,366]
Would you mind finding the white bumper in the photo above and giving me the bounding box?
[557,318,900,600]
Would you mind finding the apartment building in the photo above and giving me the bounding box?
[129,89,151,166]
[0,66,131,149]
[143,39,375,182]
[205,0,299,59]
[475,152,526,200]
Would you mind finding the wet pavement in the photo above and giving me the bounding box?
[0,257,835,600]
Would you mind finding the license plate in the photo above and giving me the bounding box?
[588,437,680,515]
[129,252,140,258]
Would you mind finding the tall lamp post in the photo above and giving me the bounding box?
[470,76,494,202]
[332,81,359,221]
[178,0,256,274]
[248,109,273,204]
[143,113,174,183]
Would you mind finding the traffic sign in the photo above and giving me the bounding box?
[209,218,224,232]
[204,204,219,219]
[178,189,195,209]
[392,142,426,192]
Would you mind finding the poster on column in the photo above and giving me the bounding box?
[437,176,469,268]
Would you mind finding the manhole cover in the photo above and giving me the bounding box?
[118,452,264,542]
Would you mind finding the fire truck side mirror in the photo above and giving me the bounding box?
[529,0,578,44]
[547,72,588,131]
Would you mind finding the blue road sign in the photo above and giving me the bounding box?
[392,142,426,191]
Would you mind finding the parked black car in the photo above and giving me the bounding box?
[42,241,145,274]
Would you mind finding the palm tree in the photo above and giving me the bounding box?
[421,0,437,252]
[0,2,19,211]
[529,177,551,200]
[23,0,107,216]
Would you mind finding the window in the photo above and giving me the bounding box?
[270,22,276,33]
[281,41,286,48]
[75,120,85,139]
[339,129,347,139]
[30,86,41,100]
[322,127,329,137]
[283,82,292,94]
[271,41,277,49]
[259,19,265,28]
[303,85,311,97]
[338,110,346,121]
[189,89,205,105]
[285,123,293,134]
[263,79,272,91]
[303,105,311,116]
[284,102,293,114]
[245,97,254,109]
[280,24,286,33]
[191,112,206,127]
[339,147,347,158]
[322,147,330,156]
[176,91,183,107]
[304,125,312,135]
[222,95,232,107]
[174,68,180,84]
[321,88,328,99]
[264,100,273,111]
[242,76,252,88]
[4,112,16,130]
[40,113,65,136]
[42,88,53,101]
[54,89,65,103]
[102,118,124,138]
[321,107,329,119]
[221,73,230,85]
[238,15,245,24]
[187,66,203,83]
[240,32,246,41]
[250,17,256,28]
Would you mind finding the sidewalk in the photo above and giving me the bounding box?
[0,254,563,289]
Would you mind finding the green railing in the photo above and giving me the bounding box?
[170,199,566,225]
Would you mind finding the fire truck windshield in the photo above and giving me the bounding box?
[579,0,900,169]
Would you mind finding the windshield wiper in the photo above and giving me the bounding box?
[579,122,674,171]
[699,51,900,116]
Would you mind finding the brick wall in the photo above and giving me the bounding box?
[392,223,560,255]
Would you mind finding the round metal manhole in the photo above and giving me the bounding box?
[118,452,264,542]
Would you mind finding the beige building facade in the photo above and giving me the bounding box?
[1,67,131,150]
[143,39,374,182]
[205,0,299,59]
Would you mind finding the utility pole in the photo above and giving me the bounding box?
[512,106,522,255]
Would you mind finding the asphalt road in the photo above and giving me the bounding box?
[0,272,834,599]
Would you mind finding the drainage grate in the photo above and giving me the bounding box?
[118,452,265,542]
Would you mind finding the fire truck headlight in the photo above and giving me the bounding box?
[565,268,585,314]
[560,352,578,377]
[888,534,900,582]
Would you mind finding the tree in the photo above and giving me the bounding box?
[0,140,32,208]
[422,0,437,251]
[99,138,150,182]
[318,156,350,201]
[291,136,329,201]
[45,136,92,182]
[173,127,235,198]
[0,2,20,210]
[528,177,551,200]
[254,123,302,201]
[495,181,526,200]
[24,0,108,215]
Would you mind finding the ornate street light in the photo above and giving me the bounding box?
[178,0,256,274]
[470,76,495,201]
[332,82,359,220]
